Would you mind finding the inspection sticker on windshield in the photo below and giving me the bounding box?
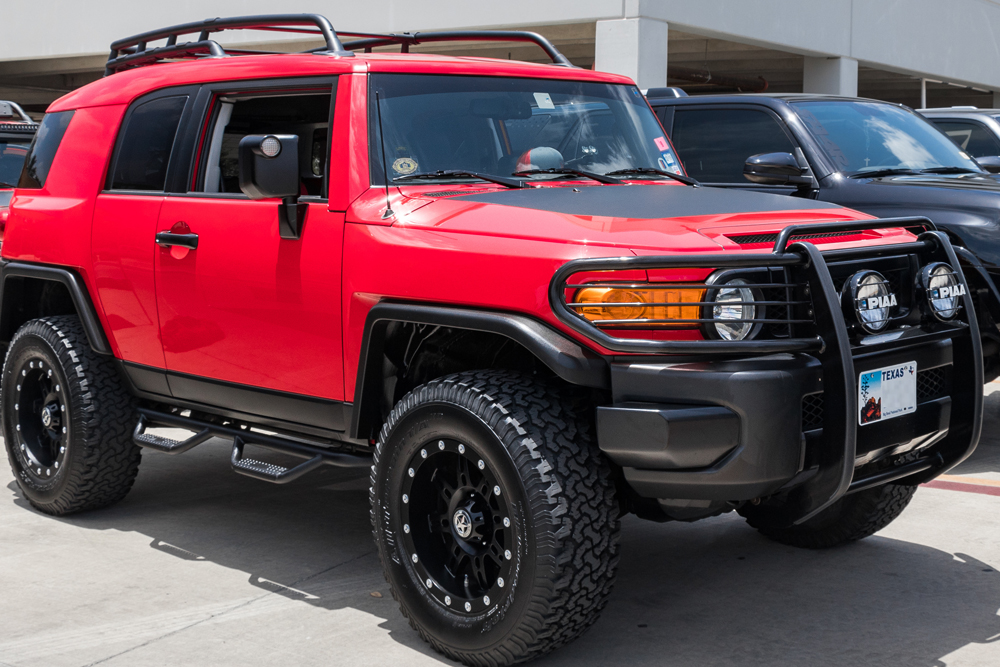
[859,361,916,425]
[533,92,555,109]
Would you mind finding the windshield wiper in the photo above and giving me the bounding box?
[918,166,982,175]
[394,170,524,189]
[848,168,919,179]
[604,167,700,187]
[513,168,622,185]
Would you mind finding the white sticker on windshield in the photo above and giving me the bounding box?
[533,92,555,110]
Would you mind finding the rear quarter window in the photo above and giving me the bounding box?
[17,110,75,189]
[109,95,188,191]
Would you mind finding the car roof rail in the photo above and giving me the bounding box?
[333,31,575,67]
[0,100,36,124]
[104,14,354,76]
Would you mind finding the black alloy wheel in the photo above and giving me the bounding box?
[9,356,68,483]
[401,437,514,615]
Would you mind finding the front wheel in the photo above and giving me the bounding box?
[371,371,619,667]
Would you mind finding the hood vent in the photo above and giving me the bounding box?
[727,230,860,245]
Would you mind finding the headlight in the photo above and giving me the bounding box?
[847,270,894,333]
[710,278,757,341]
[574,286,704,326]
[920,263,964,320]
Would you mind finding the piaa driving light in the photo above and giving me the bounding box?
[920,263,964,320]
[848,270,894,333]
[710,278,757,341]
[574,286,704,326]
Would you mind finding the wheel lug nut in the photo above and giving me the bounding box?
[458,444,465,453]
[444,595,451,605]
[411,553,418,563]
[503,517,510,527]
[483,595,490,605]
[403,524,410,534]
[402,494,409,504]
[46,469,51,476]
[477,460,485,470]
[505,550,512,560]
[425,578,432,588]
[493,485,501,496]
[420,449,427,459]
[60,446,65,453]
[54,462,59,469]
[408,468,415,477]
[464,602,472,612]
[498,577,505,588]
[438,440,445,450]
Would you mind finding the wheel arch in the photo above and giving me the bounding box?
[349,302,609,441]
[0,261,112,356]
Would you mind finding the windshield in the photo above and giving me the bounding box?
[793,101,983,175]
[0,139,30,188]
[369,74,681,183]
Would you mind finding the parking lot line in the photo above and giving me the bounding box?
[923,478,1000,497]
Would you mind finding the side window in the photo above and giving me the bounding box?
[670,108,796,183]
[931,120,1000,158]
[198,91,332,197]
[109,96,187,191]
[17,110,75,189]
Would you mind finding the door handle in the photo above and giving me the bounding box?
[155,231,199,250]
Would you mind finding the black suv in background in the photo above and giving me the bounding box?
[920,106,1000,172]
[648,93,1000,376]
[0,102,38,235]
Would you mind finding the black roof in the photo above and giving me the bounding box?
[648,92,906,109]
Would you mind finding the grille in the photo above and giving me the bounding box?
[421,189,490,197]
[801,393,825,431]
[727,230,859,246]
[917,367,947,402]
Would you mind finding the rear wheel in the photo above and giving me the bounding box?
[2,316,141,515]
[371,370,619,666]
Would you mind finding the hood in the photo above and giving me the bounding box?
[869,172,1000,193]
[396,183,894,253]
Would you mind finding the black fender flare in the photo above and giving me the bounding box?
[349,302,609,440]
[0,260,112,355]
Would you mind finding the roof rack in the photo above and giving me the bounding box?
[105,14,574,75]
[335,31,574,67]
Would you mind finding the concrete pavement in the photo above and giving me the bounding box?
[1,387,999,667]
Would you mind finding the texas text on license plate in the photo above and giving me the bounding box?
[858,361,917,425]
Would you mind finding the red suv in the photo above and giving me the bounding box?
[1,15,986,666]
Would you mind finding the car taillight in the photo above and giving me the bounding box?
[573,286,705,326]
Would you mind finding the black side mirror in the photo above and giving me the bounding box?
[975,155,1000,174]
[239,134,306,239]
[743,152,813,187]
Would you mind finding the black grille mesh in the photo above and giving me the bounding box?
[801,393,824,431]
[727,230,859,245]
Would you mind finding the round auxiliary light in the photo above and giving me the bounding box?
[260,136,282,158]
[711,278,757,341]
[848,270,893,333]
[920,263,963,320]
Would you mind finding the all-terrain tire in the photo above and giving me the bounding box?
[370,370,620,667]
[740,481,918,549]
[2,316,141,515]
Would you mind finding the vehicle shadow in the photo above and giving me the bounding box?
[6,438,1000,667]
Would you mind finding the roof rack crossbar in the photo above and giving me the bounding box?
[105,13,354,75]
[337,31,575,66]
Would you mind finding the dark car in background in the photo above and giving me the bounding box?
[648,92,1000,376]
[0,101,38,235]
[920,106,1000,173]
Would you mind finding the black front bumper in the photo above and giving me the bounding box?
[551,222,983,525]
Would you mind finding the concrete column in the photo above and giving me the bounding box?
[803,56,859,97]
[595,17,668,89]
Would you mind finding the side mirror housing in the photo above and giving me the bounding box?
[743,152,813,187]
[975,155,1000,174]
[238,134,306,240]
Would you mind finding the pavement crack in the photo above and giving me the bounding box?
[78,549,375,667]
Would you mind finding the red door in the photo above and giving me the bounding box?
[153,198,345,402]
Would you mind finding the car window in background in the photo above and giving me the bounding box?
[0,139,30,187]
[930,119,1000,158]
[369,74,683,183]
[669,108,796,183]
[794,101,983,174]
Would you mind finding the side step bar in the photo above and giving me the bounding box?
[133,408,371,484]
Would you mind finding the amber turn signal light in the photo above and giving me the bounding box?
[573,287,705,326]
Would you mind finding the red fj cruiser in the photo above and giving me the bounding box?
[0,101,38,236]
[0,15,987,666]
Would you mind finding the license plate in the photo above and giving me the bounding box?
[859,361,917,425]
